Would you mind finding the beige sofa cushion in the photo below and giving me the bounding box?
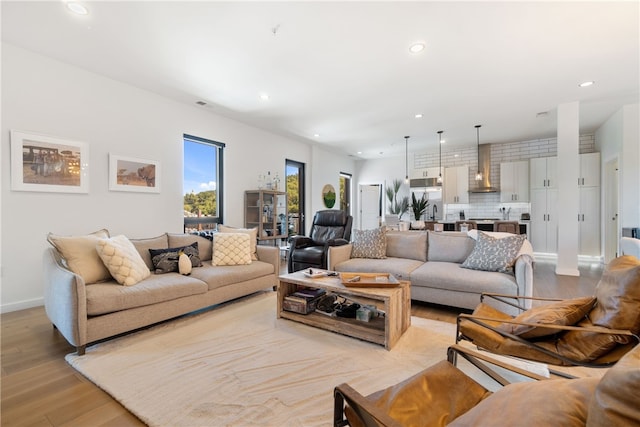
[130,234,168,270]
[85,274,208,316]
[167,233,213,262]
[96,235,151,286]
[47,229,112,284]
[427,231,474,263]
[386,231,427,261]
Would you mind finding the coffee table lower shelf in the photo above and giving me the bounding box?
[277,272,411,350]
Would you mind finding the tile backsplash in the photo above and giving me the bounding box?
[413,134,596,221]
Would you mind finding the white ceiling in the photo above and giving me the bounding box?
[2,1,638,159]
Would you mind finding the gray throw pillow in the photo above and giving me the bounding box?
[461,231,526,273]
[351,227,387,259]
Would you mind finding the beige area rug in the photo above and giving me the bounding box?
[66,291,462,427]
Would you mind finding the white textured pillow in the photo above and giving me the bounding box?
[217,225,258,260]
[47,229,112,284]
[212,233,252,266]
[96,235,151,286]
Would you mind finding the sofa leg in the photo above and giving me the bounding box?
[77,345,86,356]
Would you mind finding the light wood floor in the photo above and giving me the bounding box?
[1,260,602,426]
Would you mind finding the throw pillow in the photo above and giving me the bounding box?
[149,242,202,274]
[47,229,112,284]
[167,233,213,262]
[212,233,252,266]
[589,255,640,334]
[461,231,526,273]
[351,227,386,259]
[95,235,151,286]
[217,225,258,261]
[497,296,596,339]
[449,377,599,427]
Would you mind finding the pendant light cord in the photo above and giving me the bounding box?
[404,136,410,182]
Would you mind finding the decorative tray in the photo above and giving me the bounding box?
[339,272,400,288]
[302,269,328,279]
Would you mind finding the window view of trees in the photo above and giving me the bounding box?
[184,190,216,216]
[287,173,299,214]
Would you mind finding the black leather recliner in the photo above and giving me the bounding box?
[288,210,353,272]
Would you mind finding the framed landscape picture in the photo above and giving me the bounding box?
[109,154,160,193]
[10,130,89,193]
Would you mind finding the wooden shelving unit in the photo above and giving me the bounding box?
[245,190,287,241]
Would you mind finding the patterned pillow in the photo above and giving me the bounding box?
[149,242,202,274]
[218,225,258,261]
[461,231,526,273]
[96,235,151,286]
[351,227,387,259]
[212,233,252,266]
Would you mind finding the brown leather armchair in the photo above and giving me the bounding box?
[288,210,352,272]
[457,255,640,372]
[334,344,640,427]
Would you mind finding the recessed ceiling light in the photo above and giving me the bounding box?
[440,139,446,144]
[415,114,423,119]
[314,133,320,138]
[409,42,425,54]
[357,151,362,154]
[260,93,270,101]
[66,2,88,15]
[579,81,595,87]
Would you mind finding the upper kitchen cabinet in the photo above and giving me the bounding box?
[579,152,600,187]
[530,157,557,189]
[500,161,529,202]
[443,165,469,204]
[410,166,442,180]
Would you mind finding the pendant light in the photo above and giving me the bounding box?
[404,136,410,184]
[474,125,483,181]
[437,131,443,184]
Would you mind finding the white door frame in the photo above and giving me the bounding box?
[603,157,619,263]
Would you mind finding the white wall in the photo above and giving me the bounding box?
[0,43,354,312]
[596,104,640,229]
[310,146,356,225]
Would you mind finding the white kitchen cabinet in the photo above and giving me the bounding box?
[578,153,600,256]
[579,152,600,188]
[530,188,558,253]
[579,185,600,256]
[500,161,529,202]
[443,166,469,204]
[530,157,557,189]
[410,167,442,180]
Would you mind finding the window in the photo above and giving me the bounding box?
[183,134,225,232]
[286,159,305,236]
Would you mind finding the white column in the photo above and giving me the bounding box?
[556,101,580,276]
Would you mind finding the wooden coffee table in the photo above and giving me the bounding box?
[277,271,411,350]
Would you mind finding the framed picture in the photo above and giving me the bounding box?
[109,154,160,193]
[10,130,89,193]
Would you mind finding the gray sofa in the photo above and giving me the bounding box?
[328,230,534,315]
[44,232,279,355]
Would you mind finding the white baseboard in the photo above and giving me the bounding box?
[555,267,580,276]
[1,297,44,314]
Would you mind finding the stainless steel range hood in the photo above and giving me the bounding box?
[470,144,499,193]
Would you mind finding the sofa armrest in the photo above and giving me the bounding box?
[256,245,280,278]
[514,254,534,311]
[43,248,88,352]
[327,243,353,271]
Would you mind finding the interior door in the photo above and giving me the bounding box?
[360,184,381,230]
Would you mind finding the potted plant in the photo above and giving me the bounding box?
[410,192,429,229]
[386,179,410,229]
